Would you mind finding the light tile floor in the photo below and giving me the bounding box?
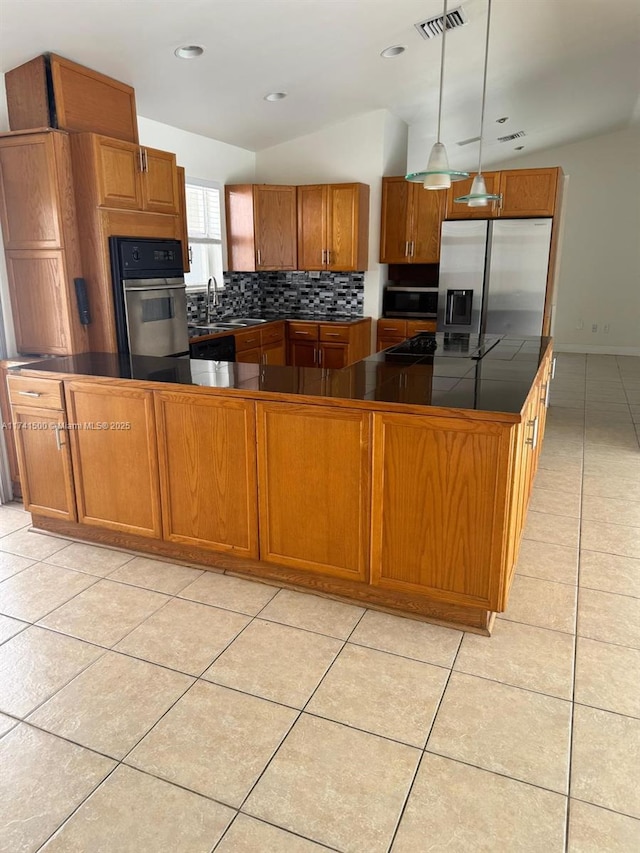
[0,352,639,852]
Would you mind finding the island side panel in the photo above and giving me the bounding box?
[256,401,371,583]
[370,412,515,612]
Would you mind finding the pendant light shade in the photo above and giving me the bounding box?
[406,0,469,189]
[455,0,502,206]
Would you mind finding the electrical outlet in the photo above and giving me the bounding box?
[604,324,610,333]
[308,271,321,279]
[592,324,598,333]
[576,319,584,330]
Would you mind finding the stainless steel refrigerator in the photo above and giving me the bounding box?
[437,219,553,337]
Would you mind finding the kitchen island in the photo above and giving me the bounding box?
[7,334,553,633]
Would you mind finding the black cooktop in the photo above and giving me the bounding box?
[387,332,502,359]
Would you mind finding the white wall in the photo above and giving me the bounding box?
[137,116,255,185]
[497,127,640,354]
[256,109,408,320]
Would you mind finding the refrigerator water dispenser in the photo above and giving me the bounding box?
[446,289,473,326]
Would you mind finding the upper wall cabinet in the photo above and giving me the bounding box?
[297,183,370,271]
[70,134,180,215]
[5,53,139,144]
[445,168,561,219]
[379,177,444,264]
[226,184,297,271]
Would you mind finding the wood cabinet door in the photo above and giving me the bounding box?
[498,168,559,217]
[371,412,512,611]
[376,336,405,352]
[253,185,297,270]
[410,184,444,263]
[65,382,162,537]
[155,391,258,556]
[12,405,77,521]
[326,183,361,271]
[94,136,143,209]
[262,340,287,365]
[5,251,75,355]
[379,177,411,263]
[289,340,317,367]
[257,402,370,581]
[142,147,179,214]
[297,184,326,271]
[236,346,262,364]
[319,342,348,369]
[445,172,500,219]
[0,134,63,249]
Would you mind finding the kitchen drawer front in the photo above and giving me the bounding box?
[406,320,437,336]
[260,321,285,346]
[234,328,262,352]
[8,375,64,410]
[377,319,407,337]
[319,324,350,343]
[288,322,319,340]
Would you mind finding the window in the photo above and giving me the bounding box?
[183,179,224,291]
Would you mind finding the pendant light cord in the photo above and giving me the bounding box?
[436,0,449,143]
[477,0,492,175]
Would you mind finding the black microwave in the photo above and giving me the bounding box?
[382,286,438,319]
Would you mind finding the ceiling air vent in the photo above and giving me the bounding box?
[415,6,468,39]
[497,130,526,143]
[456,135,481,146]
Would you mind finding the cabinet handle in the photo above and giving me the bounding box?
[410,241,415,257]
[296,331,311,336]
[138,148,144,173]
[405,241,409,257]
[18,390,41,397]
[53,424,62,451]
[544,380,551,408]
[321,249,326,264]
[326,249,331,266]
[318,348,322,366]
[325,332,341,337]
[525,417,539,450]
[256,249,261,266]
[551,356,557,379]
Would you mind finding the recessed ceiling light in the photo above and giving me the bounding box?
[514,145,525,150]
[381,45,406,58]
[496,116,509,123]
[174,45,205,59]
[264,92,288,101]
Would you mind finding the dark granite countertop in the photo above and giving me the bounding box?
[13,335,551,418]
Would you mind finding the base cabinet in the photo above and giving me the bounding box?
[12,406,76,521]
[155,391,258,556]
[65,382,162,538]
[256,402,371,582]
[370,412,512,611]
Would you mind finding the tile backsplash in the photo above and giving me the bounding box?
[186,271,364,323]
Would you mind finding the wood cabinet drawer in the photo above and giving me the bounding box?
[288,322,319,340]
[260,322,285,345]
[377,320,407,337]
[8,375,64,410]
[319,324,350,343]
[234,328,262,352]
[406,320,437,335]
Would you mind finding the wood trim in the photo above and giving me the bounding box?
[542,172,565,336]
[31,514,493,634]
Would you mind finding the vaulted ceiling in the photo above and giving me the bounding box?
[1,0,638,165]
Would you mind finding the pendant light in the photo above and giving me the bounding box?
[455,0,502,206]
[406,0,469,189]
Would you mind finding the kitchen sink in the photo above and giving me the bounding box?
[223,318,269,326]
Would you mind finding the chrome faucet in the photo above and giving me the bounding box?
[206,276,220,322]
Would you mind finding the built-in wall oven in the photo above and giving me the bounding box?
[110,237,189,357]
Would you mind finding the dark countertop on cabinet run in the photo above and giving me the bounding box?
[188,313,368,339]
[13,335,551,418]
